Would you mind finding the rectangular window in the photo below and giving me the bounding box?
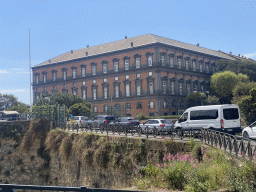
[187,84,190,94]
[126,75,129,79]
[93,88,97,100]
[82,89,86,100]
[161,55,165,66]
[114,62,118,72]
[82,67,86,77]
[126,84,130,97]
[136,73,140,78]
[171,81,175,94]
[178,58,181,69]
[137,85,141,96]
[192,61,196,71]
[72,68,76,79]
[148,56,152,66]
[43,74,47,83]
[63,71,67,80]
[115,85,119,98]
[194,84,197,92]
[206,65,209,73]
[92,66,96,75]
[53,72,56,82]
[223,108,239,120]
[179,82,183,95]
[35,75,39,84]
[136,58,141,68]
[73,89,77,95]
[190,110,218,120]
[149,72,152,76]
[125,60,129,70]
[200,63,203,72]
[149,101,154,109]
[170,57,174,67]
[115,77,118,81]
[103,64,107,74]
[104,87,108,99]
[162,81,166,94]
[185,60,189,70]
[201,85,204,92]
[149,82,153,95]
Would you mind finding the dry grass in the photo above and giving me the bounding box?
[19,118,50,152]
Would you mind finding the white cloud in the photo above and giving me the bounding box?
[243,52,256,59]
[0,69,8,74]
[0,89,29,94]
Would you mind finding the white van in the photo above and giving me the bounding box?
[174,104,241,134]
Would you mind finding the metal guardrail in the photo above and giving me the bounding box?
[201,128,256,158]
[67,124,256,158]
[0,184,139,192]
[66,123,201,140]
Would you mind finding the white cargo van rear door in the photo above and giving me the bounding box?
[223,108,240,128]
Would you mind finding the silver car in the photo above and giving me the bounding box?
[67,116,89,128]
[139,119,174,133]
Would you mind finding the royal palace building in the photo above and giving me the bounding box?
[32,34,235,117]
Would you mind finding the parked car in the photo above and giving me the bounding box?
[174,104,242,134]
[90,115,115,129]
[67,116,89,128]
[139,119,174,133]
[109,117,140,128]
[242,121,256,139]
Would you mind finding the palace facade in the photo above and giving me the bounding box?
[32,34,234,117]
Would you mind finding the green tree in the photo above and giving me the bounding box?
[8,102,30,113]
[204,95,220,105]
[39,93,90,109]
[33,93,91,117]
[216,59,256,82]
[0,94,19,110]
[69,103,90,116]
[185,92,206,108]
[210,71,239,104]
[233,81,256,97]
[238,88,256,125]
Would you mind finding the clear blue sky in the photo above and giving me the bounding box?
[0,0,255,105]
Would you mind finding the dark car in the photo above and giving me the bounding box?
[90,115,115,129]
[109,117,140,127]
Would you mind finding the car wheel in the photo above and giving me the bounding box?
[243,131,249,139]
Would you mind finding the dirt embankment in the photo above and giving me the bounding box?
[0,118,192,189]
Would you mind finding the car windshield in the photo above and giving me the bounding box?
[73,117,79,120]
[249,121,256,128]
[105,116,115,120]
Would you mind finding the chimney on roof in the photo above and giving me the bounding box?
[229,52,232,55]
[87,45,89,48]
[196,43,199,47]
[238,54,240,57]
[131,42,133,47]
[71,50,73,54]
[86,52,88,56]
[125,36,127,39]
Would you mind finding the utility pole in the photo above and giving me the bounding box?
[29,29,32,113]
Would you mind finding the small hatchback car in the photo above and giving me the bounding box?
[139,119,174,133]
